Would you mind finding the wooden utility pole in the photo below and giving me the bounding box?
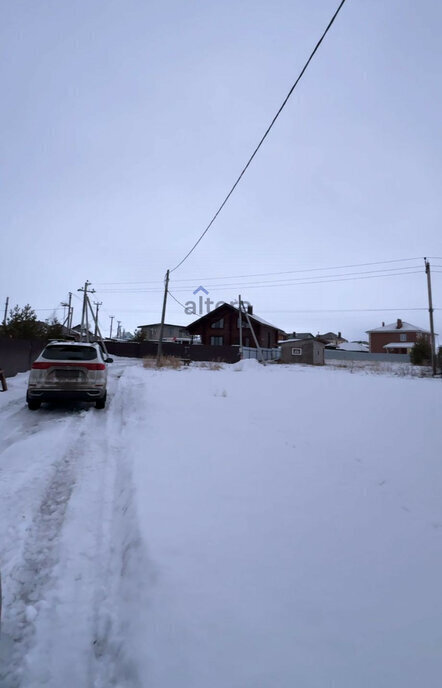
[425,258,437,375]
[67,292,72,333]
[86,296,109,356]
[241,301,265,365]
[3,296,9,329]
[61,292,73,332]
[157,269,170,365]
[93,301,102,337]
[109,315,114,339]
[238,294,243,359]
[78,281,95,342]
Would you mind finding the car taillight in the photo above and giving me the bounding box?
[32,362,105,370]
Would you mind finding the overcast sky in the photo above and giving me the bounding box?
[1,0,441,340]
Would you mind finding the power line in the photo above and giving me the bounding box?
[95,268,423,293]
[171,257,423,282]
[93,257,422,287]
[96,268,423,294]
[169,0,349,273]
[251,307,436,313]
[186,270,424,291]
[167,289,187,310]
[169,265,423,290]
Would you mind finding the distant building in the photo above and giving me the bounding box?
[187,303,282,349]
[285,332,315,341]
[71,324,94,341]
[279,338,325,365]
[138,323,191,342]
[366,319,432,354]
[318,331,347,348]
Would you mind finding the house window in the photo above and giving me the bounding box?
[292,348,302,356]
[210,336,224,346]
[399,333,407,342]
[211,318,224,329]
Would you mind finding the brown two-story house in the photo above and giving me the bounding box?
[187,303,282,349]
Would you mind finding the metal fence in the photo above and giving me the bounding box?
[242,346,280,361]
[324,349,410,363]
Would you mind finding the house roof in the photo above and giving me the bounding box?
[138,323,188,329]
[278,338,324,346]
[383,342,416,349]
[366,321,430,334]
[187,303,281,332]
[337,342,369,352]
[318,331,347,342]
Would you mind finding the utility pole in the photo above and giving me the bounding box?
[117,321,121,339]
[424,258,437,375]
[156,269,170,365]
[3,296,9,329]
[93,301,102,337]
[61,292,73,332]
[109,315,114,339]
[67,292,72,333]
[238,294,243,359]
[61,301,69,326]
[85,294,109,356]
[77,281,95,342]
[241,300,265,365]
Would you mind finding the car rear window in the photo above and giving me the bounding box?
[42,345,98,361]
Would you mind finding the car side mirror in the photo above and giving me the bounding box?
[105,357,113,363]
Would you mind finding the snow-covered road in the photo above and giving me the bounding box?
[0,358,441,687]
[0,358,150,687]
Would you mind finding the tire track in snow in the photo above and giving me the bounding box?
[0,359,153,686]
[88,365,154,688]
[0,421,88,688]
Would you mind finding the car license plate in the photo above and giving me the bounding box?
[55,370,81,380]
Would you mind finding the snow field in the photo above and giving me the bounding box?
[0,358,441,687]
[132,361,442,687]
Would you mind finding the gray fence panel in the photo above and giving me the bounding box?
[242,347,280,361]
[325,350,410,363]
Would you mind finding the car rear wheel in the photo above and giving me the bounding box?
[27,400,41,410]
[95,396,106,409]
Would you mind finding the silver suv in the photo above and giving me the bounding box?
[26,341,112,410]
